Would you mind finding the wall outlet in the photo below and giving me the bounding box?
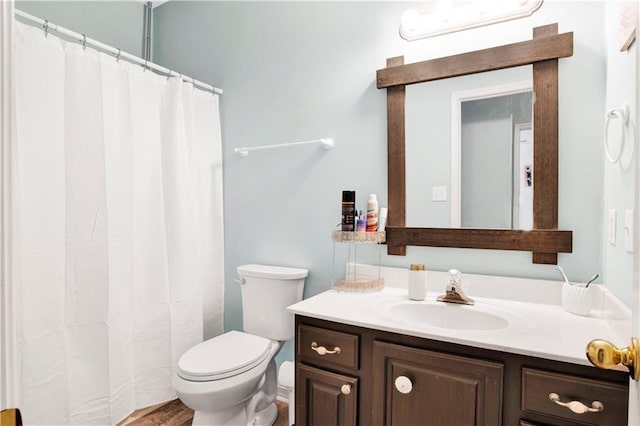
[625,209,634,253]
[432,186,447,202]
[608,209,617,245]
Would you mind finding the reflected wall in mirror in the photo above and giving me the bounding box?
[377,23,574,264]
[406,75,534,230]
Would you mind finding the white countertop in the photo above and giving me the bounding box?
[287,269,632,369]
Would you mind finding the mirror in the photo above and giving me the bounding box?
[377,23,573,264]
[406,76,534,230]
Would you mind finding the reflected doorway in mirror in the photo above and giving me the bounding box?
[450,82,533,230]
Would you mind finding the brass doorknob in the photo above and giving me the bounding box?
[586,337,639,380]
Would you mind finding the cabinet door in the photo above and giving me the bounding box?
[296,363,358,426]
[372,341,503,426]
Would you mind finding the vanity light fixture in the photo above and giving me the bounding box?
[400,0,544,41]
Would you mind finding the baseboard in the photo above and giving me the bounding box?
[276,385,290,403]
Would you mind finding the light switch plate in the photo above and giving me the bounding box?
[625,209,634,253]
[608,209,617,245]
[432,186,447,202]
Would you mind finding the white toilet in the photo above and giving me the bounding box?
[173,264,308,426]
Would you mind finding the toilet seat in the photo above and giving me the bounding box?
[178,331,273,382]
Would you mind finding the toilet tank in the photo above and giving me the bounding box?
[237,264,308,341]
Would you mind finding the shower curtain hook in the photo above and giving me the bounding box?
[115,48,121,62]
[81,34,87,50]
[43,19,49,37]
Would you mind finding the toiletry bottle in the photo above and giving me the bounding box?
[366,194,378,232]
[356,210,367,232]
[408,264,427,301]
[341,191,356,231]
[354,207,358,228]
[378,207,388,232]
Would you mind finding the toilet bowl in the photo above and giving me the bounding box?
[173,331,282,425]
[173,264,308,426]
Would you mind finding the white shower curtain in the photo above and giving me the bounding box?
[14,21,224,425]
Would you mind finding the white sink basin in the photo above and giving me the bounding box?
[388,302,510,331]
[374,297,527,333]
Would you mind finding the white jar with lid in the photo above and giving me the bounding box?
[408,264,427,301]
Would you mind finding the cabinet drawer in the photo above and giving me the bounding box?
[297,325,359,370]
[522,367,628,425]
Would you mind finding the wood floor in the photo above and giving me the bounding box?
[125,398,289,426]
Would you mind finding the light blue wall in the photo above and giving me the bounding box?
[152,1,615,364]
[15,1,145,57]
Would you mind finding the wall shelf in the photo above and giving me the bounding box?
[332,231,386,244]
[332,231,385,292]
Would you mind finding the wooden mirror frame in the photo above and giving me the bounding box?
[377,23,574,264]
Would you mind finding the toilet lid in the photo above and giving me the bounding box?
[177,331,273,382]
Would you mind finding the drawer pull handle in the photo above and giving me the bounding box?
[311,342,341,355]
[549,393,604,414]
[341,384,351,395]
[394,376,413,394]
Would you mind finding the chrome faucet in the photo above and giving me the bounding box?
[437,269,475,305]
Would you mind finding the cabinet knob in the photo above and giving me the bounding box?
[341,384,351,395]
[394,375,413,394]
[549,393,604,414]
[311,341,342,355]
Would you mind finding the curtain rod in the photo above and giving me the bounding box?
[14,9,223,95]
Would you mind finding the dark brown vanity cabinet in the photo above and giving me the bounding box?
[295,316,629,426]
